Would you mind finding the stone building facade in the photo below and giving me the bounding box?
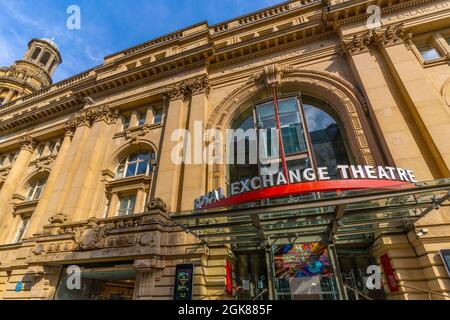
[0,0,449,300]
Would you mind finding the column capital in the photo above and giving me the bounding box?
[374,24,413,49]
[20,135,37,152]
[165,75,210,101]
[65,104,120,132]
[341,31,375,56]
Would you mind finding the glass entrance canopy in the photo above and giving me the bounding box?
[171,179,450,251]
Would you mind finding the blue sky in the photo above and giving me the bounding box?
[0,0,285,82]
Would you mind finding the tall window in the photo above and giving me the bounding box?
[31,47,41,60]
[137,111,146,126]
[40,51,51,66]
[117,194,136,216]
[14,216,30,243]
[26,177,47,201]
[229,96,351,184]
[116,151,155,179]
[153,108,164,124]
[122,115,131,130]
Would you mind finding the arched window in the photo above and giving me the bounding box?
[31,47,41,60]
[40,51,51,66]
[26,177,47,201]
[115,151,155,179]
[228,96,352,184]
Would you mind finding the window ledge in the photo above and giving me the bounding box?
[421,56,449,68]
[106,175,152,192]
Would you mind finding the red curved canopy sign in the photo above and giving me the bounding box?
[194,165,418,211]
[200,179,412,210]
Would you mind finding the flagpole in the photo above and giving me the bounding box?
[271,85,289,184]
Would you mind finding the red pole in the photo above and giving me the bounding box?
[271,85,289,184]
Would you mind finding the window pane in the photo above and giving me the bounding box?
[154,109,163,124]
[418,44,441,61]
[137,161,148,175]
[33,186,44,200]
[138,111,146,126]
[125,163,137,177]
[304,104,350,179]
[118,194,136,216]
[129,153,140,162]
[15,217,30,243]
[116,163,125,178]
[257,98,307,156]
[122,116,131,129]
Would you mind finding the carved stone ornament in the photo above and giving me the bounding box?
[247,64,294,88]
[32,244,44,255]
[139,233,156,247]
[20,135,37,152]
[147,197,167,213]
[48,212,68,224]
[72,217,115,251]
[166,76,210,101]
[65,104,120,132]
[341,31,375,56]
[374,24,412,49]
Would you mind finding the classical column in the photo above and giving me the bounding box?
[374,25,450,177]
[0,136,36,243]
[342,31,435,181]
[179,76,210,211]
[153,81,190,212]
[24,127,74,238]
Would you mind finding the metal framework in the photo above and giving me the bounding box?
[171,179,450,251]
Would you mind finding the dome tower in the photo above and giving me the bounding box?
[0,38,62,106]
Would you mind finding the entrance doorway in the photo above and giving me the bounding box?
[235,251,270,300]
[337,248,386,300]
[54,262,136,300]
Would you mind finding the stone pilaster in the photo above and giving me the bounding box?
[0,136,36,243]
[179,76,210,211]
[24,130,73,238]
[374,25,450,177]
[342,36,436,180]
